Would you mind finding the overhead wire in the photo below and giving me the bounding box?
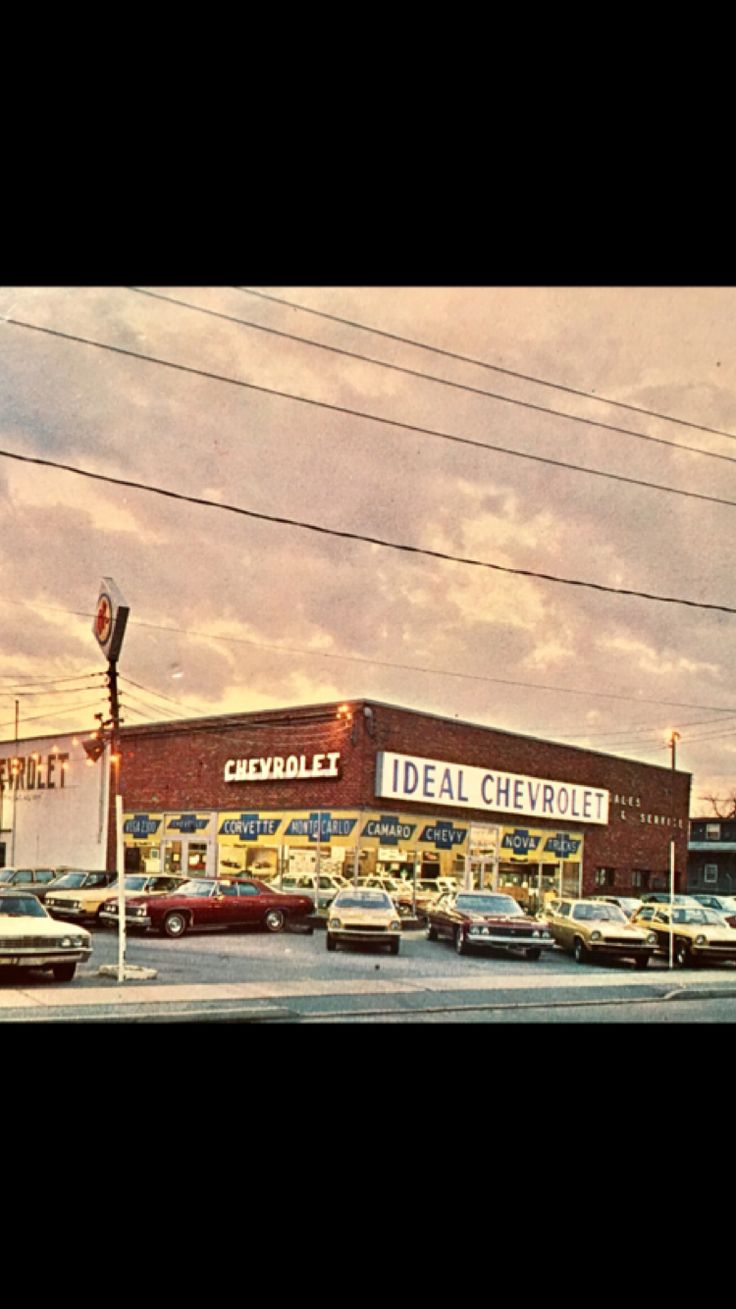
[128,286,736,471]
[1,444,736,617]
[235,285,736,445]
[4,593,736,719]
[5,315,736,516]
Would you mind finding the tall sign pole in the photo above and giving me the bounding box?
[92,578,129,983]
[668,730,681,971]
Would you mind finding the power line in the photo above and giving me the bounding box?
[6,315,736,516]
[0,671,105,688]
[235,286,736,445]
[131,286,736,471]
[0,697,105,733]
[118,673,213,716]
[1,443,736,617]
[5,593,736,718]
[0,681,105,698]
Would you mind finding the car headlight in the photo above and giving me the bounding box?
[71,937,86,948]
[590,930,602,942]
[329,918,341,929]
[65,900,79,911]
[532,929,540,938]
[61,937,73,948]
[695,934,707,946]
[541,931,551,940]
[390,921,402,932]
[107,903,118,913]
[132,907,147,917]
[647,932,657,945]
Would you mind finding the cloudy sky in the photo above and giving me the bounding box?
[1,285,735,814]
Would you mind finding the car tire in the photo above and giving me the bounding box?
[674,938,691,968]
[426,920,437,941]
[389,938,400,955]
[326,933,337,952]
[264,908,286,933]
[573,936,589,964]
[524,948,541,961]
[455,927,467,956]
[162,911,188,939]
[634,955,650,970]
[51,962,76,982]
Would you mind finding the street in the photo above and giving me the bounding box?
[2,922,736,1021]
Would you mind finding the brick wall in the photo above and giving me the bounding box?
[115,699,691,892]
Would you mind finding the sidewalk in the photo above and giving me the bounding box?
[3,964,736,1020]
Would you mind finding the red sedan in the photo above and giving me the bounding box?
[425,890,555,959]
[100,877,314,939]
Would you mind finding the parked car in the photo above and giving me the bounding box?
[425,890,555,959]
[278,873,348,910]
[113,877,314,938]
[691,894,736,927]
[640,893,700,905]
[590,895,643,919]
[546,899,656,967]
[0,890,92,981]
[98,874,189,925]
[0,867,66,900]
[632,903,736,968]
[45,870,124,921]
[326,888,403,954]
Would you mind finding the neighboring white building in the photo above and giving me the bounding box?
[0,732,109,869]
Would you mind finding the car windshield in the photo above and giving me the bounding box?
[0,895,47,918]
[334,892,392,909]
[456,894,524,915]
[176,880,215,898]
[47,871,95,889]
[0,870,18,883]
[711,897,736,912]
[673,907,723,925]
[573,904,627,922]
[123,876,149,891]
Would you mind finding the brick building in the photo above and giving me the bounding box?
[110,698,691,906]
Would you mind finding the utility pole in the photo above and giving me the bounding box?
[668,730,680,970]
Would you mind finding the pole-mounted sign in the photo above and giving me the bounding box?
[93,577,129,664]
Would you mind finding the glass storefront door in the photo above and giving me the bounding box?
[162,838,212,878]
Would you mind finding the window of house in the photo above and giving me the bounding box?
[704,864,718,884]
[632,870,650,891]
[706,823,721,841]
[595,868,615,888]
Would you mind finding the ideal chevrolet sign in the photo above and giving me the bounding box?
[375,752,609,825]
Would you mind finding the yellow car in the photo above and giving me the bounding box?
[326,888,403,954]
[632,903,736,968]
[0,889,92,981]
[46,872,184,922]
[547,898,657,968]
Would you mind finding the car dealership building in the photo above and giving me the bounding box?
[0,699,692,906]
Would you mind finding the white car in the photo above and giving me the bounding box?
[0,890,92,981]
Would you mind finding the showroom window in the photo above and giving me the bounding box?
[703,864,718,884]
[594,867,615,888]
[706,823,721,841]
[632,870,650,891]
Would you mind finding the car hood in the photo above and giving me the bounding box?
[331,906,397,923]
[0,915,91,940]
[584,923,650,939]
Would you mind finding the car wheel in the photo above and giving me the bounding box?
[51,962,76,982]
[455,927,467,956]
[426,919,437,941]
[524,948,541,961]
[162,911,188,939]
[326,933,337,952]
[634,955,650,970]
[674,938,691,968]
[264,908,286,933]
[389,938,400,955]
[573,936,589,964]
